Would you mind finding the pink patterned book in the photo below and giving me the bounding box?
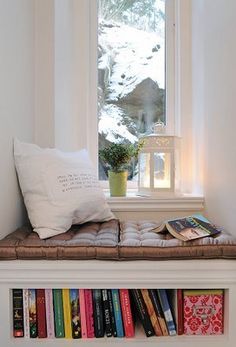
[45,289,55,338]
[79,289,87,338]
[84,289,95,338]
[183,289,224,335]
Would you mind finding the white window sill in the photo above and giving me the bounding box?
[104,189,204,212]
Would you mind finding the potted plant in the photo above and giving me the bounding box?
[99,142,143,197]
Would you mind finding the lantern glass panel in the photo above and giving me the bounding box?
[139,153,150,188]
[154,152,171,188]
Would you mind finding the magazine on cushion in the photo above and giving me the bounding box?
[151,214,221,242]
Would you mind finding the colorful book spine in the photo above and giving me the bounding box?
[62,289,72,338]
[102,289,112,337]
[79,289,87,338]
[70,289,81,339]
[84,289,95,338]
[23,289,30,338]
[45,289,55,338]
[141,289,162,336]
[177,289,184,335]
[12,289,24,338]
[53,289,65,338]
[111,289,124,337]
[157,289,176,336]
[28,289,37,338]
[93,289,104,338]
[36,289,47,338]
[148,289,168,336]
[107,289,117,337]
[119,289,135,338]
[130,289,155,337]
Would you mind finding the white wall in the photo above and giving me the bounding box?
[192,0,236,232]
[35,0,95,155]
[34,0,55,148]
[1,0,236,239]
[0,0,35,237]
[54,0,97,158]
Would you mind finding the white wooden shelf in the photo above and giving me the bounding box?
[105,191,204,212]
[8,331,228,347]
[0,259,236,347]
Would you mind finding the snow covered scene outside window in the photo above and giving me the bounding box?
[98,0,166,181]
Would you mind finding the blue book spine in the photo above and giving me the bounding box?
[111,289,124,337]
[157,289,176,336]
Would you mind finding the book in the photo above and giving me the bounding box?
[93,289,104,338]
[166,289,184,335]
[141,289,162,336]
[79,289,87,339]
[157,289,176,336]
[23,289,30,338]
[84,289,95,338]
[53,289,65,338]
[70,289,81,339]
[12,289,24,338]
[36,289,47,338]
[45,289,55,339]
[183,289,224,335]
[119,289,135,338]
[151,214,221,241]
[107,289,117,337]
[62,289,72,338]
[177,289,184,335]
[148,289,168,336]
[111,289,124,337]
[130,289,155,337]
[102,289,113,337]
[28,289,37,338]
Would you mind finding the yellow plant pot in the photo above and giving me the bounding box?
[108,171,128,197]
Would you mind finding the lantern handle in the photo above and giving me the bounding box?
[153,120,165,134]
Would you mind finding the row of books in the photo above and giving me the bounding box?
[12,288,224,338]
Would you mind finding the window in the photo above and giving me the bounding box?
[97,0,175,184]
[37,0,199,198]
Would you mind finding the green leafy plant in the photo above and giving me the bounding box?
[99,141,144,173]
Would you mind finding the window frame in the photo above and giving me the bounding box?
[34,0,197,199]
[78,0,194,194]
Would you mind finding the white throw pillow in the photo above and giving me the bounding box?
[14,139,114,239]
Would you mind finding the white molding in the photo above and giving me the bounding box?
[105,192,204,212]
[1,259,236,346]
[2,337,229,347]
[175,0,194,194]
[88,0,98,168]
[0,259,235,287]
[165,0,176,135]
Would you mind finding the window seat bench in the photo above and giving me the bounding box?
[1,220,236,346]
[0,219,236,261]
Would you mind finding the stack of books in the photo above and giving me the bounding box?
[12,288,224,339]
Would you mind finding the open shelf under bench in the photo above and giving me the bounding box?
[0,259,236,347]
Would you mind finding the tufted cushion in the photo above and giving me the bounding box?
[1,219,236,261]
[0,219,119,260]
[119,220,236,260]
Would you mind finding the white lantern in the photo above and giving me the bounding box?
[138,123,180,196]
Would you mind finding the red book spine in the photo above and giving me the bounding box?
[119,289,135,338]
[177,289,184,335]
[79,289,87,338]
[84,289,95,338]
[36,289,47,338]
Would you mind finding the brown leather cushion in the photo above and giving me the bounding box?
[119,221,236,260]
[1,219,236,261]
[0,219,119,260]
